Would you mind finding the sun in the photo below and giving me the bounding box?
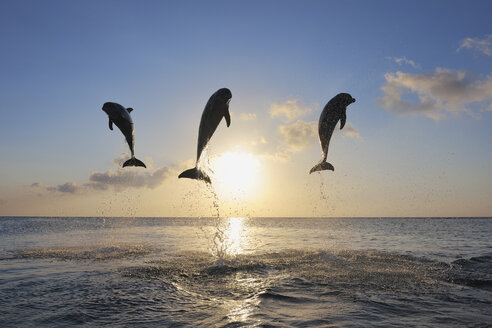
[210,151,262,199]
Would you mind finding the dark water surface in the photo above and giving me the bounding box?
[1,217,491,327]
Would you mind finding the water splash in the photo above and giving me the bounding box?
[199,216,249,266]
[205,182,221,219]
[318,172,328,202]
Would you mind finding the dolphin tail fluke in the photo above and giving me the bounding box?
[309,161,334,174]
[178,167,211,184]
[122,157,147,168]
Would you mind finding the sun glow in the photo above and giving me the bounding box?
[211,151,262,199]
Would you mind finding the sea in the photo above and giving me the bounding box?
[0,216,491,327]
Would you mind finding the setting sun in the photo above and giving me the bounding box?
[210,151,262,199]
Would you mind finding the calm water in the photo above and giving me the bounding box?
[0,217,491,327]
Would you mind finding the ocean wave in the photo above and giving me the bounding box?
[3,247,491,327]
[9,244,154,261]
[453,254,492,272]
[122,249,457,296]
[258,290,316,304]
[450,254,492,291]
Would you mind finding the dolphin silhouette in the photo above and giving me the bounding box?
[102,102,146,168]
[179,88,232,183]
[310,93,355,174]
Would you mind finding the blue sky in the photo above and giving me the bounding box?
[0,0,491,217]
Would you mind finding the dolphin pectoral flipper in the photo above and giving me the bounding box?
[178,167,211,184]
[340,112,346,130]
[309,161,335,174]
[109,119,113,130]
[123,157,146,168]
[224,109,231,127]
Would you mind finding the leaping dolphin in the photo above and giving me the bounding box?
[179,88,232,183]
[310,93,355,174]
[102,102,146,168]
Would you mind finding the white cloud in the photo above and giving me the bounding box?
[44,167,170,194]
[259,152,290,163]
[47,182,82,194]
[40,155,171,194]
[344,123,362,140]
[278,120,317,152]
[269,100,311,122]
[276,119,360,154]
[457,35,492,56]
[239,113,257,121]
[87,167,169,191]
[379,68,492,119]
[388,56,421,69]
[249,136,268,147]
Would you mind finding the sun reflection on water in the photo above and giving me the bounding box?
[225,275,266,325]
[227,217,245,256]
[226,293,261,324]
[211,217,248,259]
[207,218,264,324]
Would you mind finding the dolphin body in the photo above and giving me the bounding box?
[102,102,146,168]
[179,88,232,183]
[310,93,356,174]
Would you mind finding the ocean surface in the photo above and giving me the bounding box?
[0,217,491,327]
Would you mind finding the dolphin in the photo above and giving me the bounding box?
[102,102,146,168]
[309,93,356,174]
[178,88,232,183]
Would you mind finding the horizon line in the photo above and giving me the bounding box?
[1,215,491,219]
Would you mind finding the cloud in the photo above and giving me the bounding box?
[86,167,170,191]
[344,123,362,139]
[40,155,171,194]
[239,113,257,121]
[259,152,290,163]
[379,68,492,119]
[47,182,82,194]
[269,100,311,122]
[249,136,268,147]
[457,35,492,56]
[278,120,318,152]
[0,199,6,206]
[388,56,421,69]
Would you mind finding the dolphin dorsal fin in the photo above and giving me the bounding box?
[340,111,346,130]
[127,107,133,113]
[109,119,113,130]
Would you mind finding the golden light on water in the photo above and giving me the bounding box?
[210,217,249,258]
[211,151,262,200]
[219,217,261,324]
[226,217,245,255]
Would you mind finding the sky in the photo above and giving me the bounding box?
[0,0,491,217]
